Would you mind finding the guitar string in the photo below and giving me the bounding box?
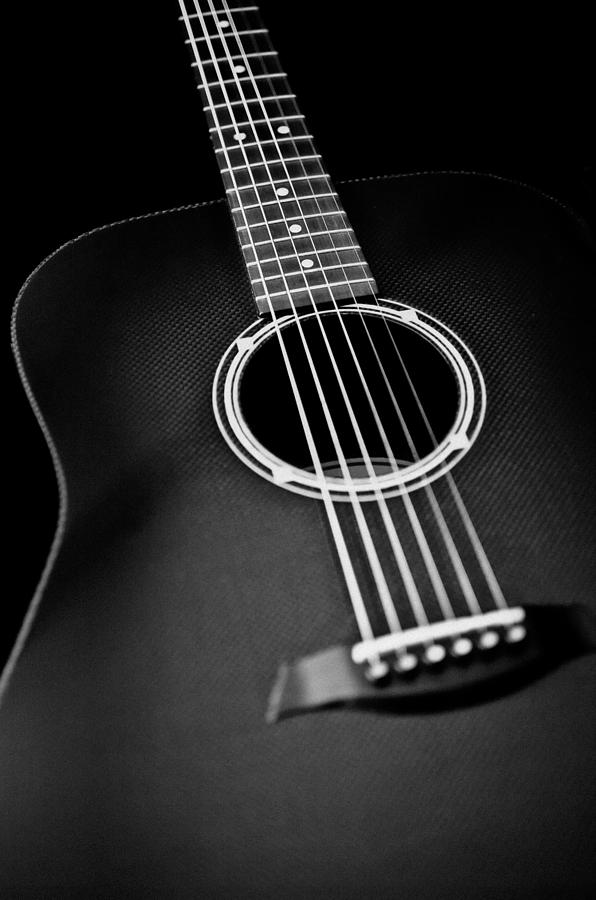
[217,4,485,622]
[372,335,509,609]
[200,0,466,644]
[231,6,506,615]
[219,3,460,625]
[180,0,396,664]
[228,10,464,619]
[185,0,507,656]
[195,0,415,639]
[209,1,506,628]
[178,0,377,647]
[206,0,436,633]
[239,17,480,616]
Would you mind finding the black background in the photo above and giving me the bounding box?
[5,1,594,664]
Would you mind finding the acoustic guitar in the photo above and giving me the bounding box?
[2,1,595,896]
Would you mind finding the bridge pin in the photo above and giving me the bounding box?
[394,652,418,673]
[424,644,447,665]
[478,630,500,650]
[364,660,391,682]
[505,624,527,644]
[451,636,473,657]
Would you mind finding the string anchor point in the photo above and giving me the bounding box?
[451,636,474,657]
[394,652,418,673]
[423,644,447,665]
[478,629,500,650]
[365,660,391,682]
[505,624,527,644]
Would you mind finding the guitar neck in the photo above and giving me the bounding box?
[179,1,378,315]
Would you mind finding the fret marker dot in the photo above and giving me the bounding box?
[289,224,302,233]
[233,65,246,74]
[277,125,290,134]
[276,187,289,196]
[301,258,314,268]
[233,132,246,142]
[218,19,230,28]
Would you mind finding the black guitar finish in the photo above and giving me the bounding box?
[2,173,596,897]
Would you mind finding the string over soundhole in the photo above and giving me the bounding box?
[265,606,596,722]
[214,300,486,500]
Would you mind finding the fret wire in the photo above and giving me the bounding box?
[231,192,337,212]
[247,11,465,627]
[183,0,374,307]
[226,19,374,294]
[252,262,370,284]
[193,51,278,65]
[182,1,382,641]
[185,29,268,43]
[236,12,498,621]
[250,22,376,292]
[247,247,363,264]
[179,6,258,17]
[204,94,296,110]
[179,0,278,319]
[215,136,314,153]
[190,0,306,265]
[234,8,498,620]
[254,277,376,301]
[210,117,308,139]
[191,3,349,319]
[247,36,364,270]
[236,210,349,229]
[221,154,322,173]
[181,9,392,633]
[207,5,403,634]
[209,14,376,331]
[234,9,496,622]
[227,173,329,191]
[213,114,304,133]
[186,0,340,310]
[241,228,358,248]
[202,72,287,87]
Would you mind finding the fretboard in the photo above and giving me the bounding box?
[179,1,378,315]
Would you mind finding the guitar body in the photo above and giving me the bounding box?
[2,173,595,897]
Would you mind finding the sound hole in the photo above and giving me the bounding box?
[238,311,459,480]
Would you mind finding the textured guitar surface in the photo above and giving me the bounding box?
[2,173,595,897]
